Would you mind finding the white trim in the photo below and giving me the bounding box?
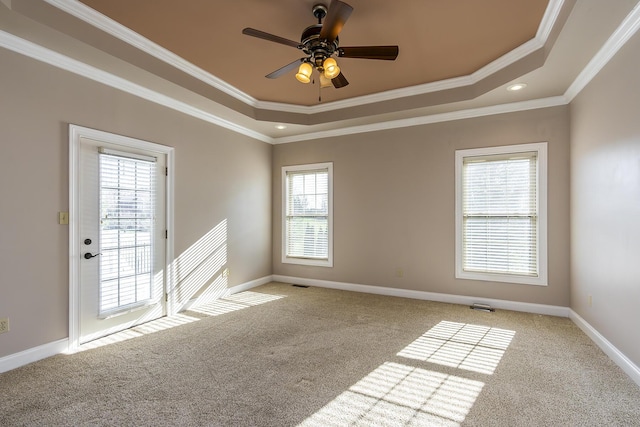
[454,142,548,287]
[68,124,175,352]
[536,0,565,41]
[272,275,569,317]
[570,310,640,388]
[565,2,640,102]
[272,97,568,144]
[0,275,273,373]
[0,24,569,146]
[0,30,569,144]
[0,30,272,144]
[0,339,68,374]
[3,0,637,145]
[281,163,334,268]
[165,149,176,316]
[181,275,274,311]
[226,275,275,294]
[43,0,564,115]
[42,0,257,108]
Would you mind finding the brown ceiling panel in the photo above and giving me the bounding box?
[78,0,549,106]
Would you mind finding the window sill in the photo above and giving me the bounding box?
[456,270,547,286]
[282,256,333,268]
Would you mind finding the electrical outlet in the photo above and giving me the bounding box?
[222,268,230,278]
[395,268,403,278]
[0,318,9,334]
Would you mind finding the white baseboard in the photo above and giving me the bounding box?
[0,338,69,374]
[273,275,639,387]
[569,310,640,388]
[226,275,274,295]
[4,276,637,391]
[272,275,569,317]
[182,274,273,311]
[0,275,274,373]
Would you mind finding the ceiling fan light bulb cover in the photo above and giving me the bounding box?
[323,57,340,79]
[296,62,313,83]
[319,74,333,88]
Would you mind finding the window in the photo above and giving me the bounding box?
[455,143,547,286]
[282,163,333,267]
[99,149,156,313]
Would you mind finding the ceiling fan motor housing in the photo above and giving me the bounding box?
[301,24,338,68]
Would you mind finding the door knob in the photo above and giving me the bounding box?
[84,252,101,259]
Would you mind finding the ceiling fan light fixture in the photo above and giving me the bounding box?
[323,57,340,79]
[319,73,333,88]
[296,62,313,83]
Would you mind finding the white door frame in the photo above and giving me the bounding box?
[68,124,175,352]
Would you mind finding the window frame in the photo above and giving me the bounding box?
[455,142,548,286]
[282,162,333,267]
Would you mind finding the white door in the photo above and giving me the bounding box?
[78,136,166,344]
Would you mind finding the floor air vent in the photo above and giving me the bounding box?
[292,284,309,288]
[470,303,495,312]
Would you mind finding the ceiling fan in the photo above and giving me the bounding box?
[242,0,399,89]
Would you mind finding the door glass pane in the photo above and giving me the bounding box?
[99,153,155,314]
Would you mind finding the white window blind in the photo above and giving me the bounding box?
[283,163,333,267]
[99,151,155,313]
[462,151,538,277]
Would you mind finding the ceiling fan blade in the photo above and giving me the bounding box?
[242,28,302,49]
[319,0,353,42]
[332,72,349,88]
[338,46,399,60]
[265,59,304,79]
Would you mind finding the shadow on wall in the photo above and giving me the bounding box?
[170,219,229,311]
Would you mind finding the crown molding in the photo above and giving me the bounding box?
[0,30,273,143]
[536,0,565,41]
[0,28,567,147]
[42,0,259,107]
[44,0,564,116]
[273,96,569,144]
[4,0,637,146]
[564,1,640,102]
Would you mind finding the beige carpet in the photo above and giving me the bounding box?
[1,282,639,426]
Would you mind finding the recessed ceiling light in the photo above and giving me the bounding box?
[275,125,287,130]
[507,83,527,92]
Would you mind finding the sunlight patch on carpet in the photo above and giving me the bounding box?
[189,291,286,317]
[397,321,515,374]
[299,362,484,426]
[78,313,200,351]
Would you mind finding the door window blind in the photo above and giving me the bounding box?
[99,151,155,313]
[462,152,538,277]
[285,168,329,260]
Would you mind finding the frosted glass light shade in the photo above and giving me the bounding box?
[295,62,313,83]
[323,57,340,79]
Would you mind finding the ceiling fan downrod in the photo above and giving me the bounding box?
[313,4,328,24]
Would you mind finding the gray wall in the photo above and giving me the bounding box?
[0,48,272,358]
[273,106,571,307]
[570,30,640,367]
